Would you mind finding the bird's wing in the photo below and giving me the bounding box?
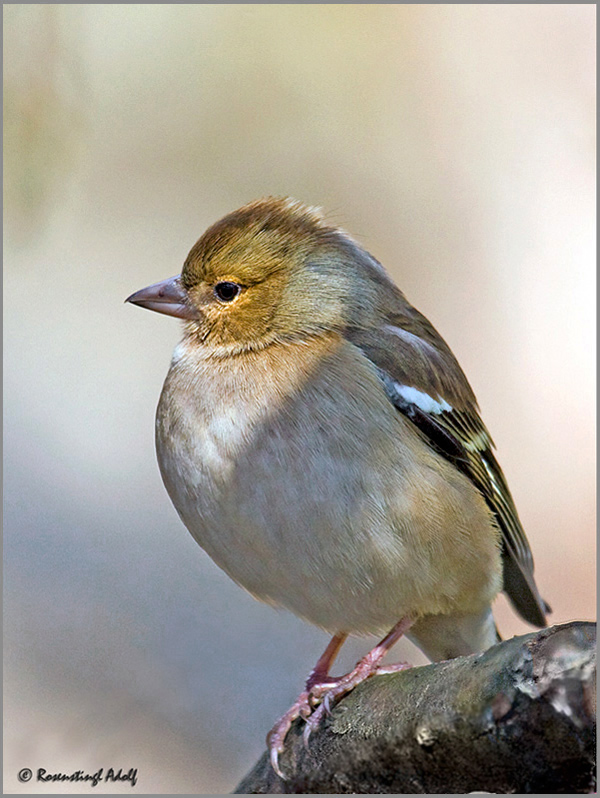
[346,309,549,627]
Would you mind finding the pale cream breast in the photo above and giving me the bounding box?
[156,333,503,637]
[157,333,345,482]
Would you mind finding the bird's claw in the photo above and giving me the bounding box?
[270,677,356,772]
[266,692,309,779]
[302,718,313,748]
[269,661,413,778]
[269,744,286,780]
[267,681,333,776]
[303,701,326,744]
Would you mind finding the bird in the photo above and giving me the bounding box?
[126,197,549,777]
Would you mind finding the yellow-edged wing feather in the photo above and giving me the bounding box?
[347,301,549,627]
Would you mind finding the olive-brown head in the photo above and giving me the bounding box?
[126,197,398,354]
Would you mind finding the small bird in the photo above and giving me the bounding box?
[126,197,549,776]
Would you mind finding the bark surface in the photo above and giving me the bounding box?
[234,622,596,794]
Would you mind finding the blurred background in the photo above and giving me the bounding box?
[4,4,595,794]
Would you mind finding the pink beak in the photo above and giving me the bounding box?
[125,275,197,320]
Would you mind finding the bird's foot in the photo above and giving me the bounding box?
[267,660,411,777]
[267,619,413,779]
[266,680,337,778]
[302,657,412,743]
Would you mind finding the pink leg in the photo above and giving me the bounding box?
[303,616,414,741]
[305,632,347,693]
[267,617,414,779]
[267,633,347,777]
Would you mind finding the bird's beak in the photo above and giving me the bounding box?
[125,275,197,320]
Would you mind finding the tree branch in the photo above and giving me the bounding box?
[234,621,596,794]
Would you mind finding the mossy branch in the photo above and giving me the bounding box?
[234,621,596,794]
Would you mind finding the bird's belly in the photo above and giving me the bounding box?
[155,342,502,635]
[157,413,404,632]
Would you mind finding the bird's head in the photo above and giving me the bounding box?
[126,197,397,355]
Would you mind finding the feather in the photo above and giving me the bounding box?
[346,307,549,628]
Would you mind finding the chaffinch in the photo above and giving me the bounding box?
[127,197,548,776]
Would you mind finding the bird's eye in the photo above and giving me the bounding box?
[214,282,241,302]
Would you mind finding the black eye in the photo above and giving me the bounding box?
[214,282,241,302]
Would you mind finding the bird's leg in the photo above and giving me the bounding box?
[303,615,414,741]
[267,632,347,777]
[268,619,414,777]
[305,631,348,695]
